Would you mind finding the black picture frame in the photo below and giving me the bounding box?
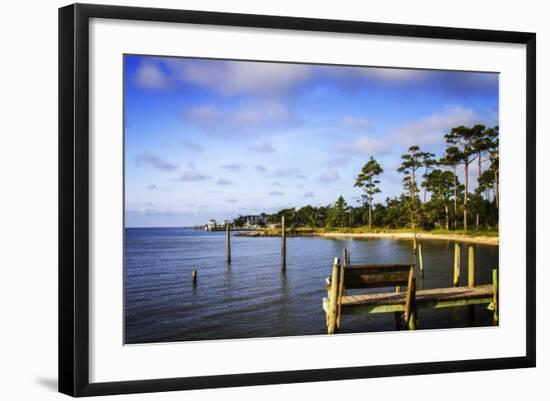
[59,3,536,397]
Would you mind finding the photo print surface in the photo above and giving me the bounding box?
[124,55,499,344]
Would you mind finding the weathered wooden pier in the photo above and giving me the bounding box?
[323,243,498,334]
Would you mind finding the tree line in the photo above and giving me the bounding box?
[235,124,499,232]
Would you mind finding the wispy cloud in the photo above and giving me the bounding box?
[164,58,312,97]
[182,101,300,133]
[226,198,238,203]
[216,178,234,186]
[220,163,243,172]
[136,152,178,171]
[146,184,157,190]
[317,171,340,184]
[255,165,268,173]
[333,136,390,156]
[304,191,315,198]
[175,170,210,182]
[342,115,371,130]
[183,141,204,152]
[249,141,276,154]
[133,62,169,89]
[389,105,488,148]
[269,191,285,196]
[273,168,306,179]
[325,157,349,167]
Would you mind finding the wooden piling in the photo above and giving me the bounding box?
[418,243,424,277]
[327,257,340,334]
[192,270,197,285]
[413,234,417,255]
[342,248,348,267]
[405,277,417,330]
[492,268,499,324]
[394,286,401,330]
[225,224,231,263]
[336,253,346,330]
[281,216,286,271]
[453,243,461,287]
[468,245,475,287]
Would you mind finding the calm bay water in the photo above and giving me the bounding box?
[124,227,499,344]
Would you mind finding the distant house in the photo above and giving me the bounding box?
[243,215,266,228]
[206,219,217,231]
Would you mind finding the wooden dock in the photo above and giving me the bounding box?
[322,245,498,333]
[324,284,494,315]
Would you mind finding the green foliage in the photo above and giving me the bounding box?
[250,124,498,234]
[327,195,348,228]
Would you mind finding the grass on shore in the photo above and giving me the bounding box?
[254,226,498,237]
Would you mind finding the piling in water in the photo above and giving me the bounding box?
[192,270,197,285]
[327,257,340,334]
[418,243,424,277]
[492,268,499,324]
[342,248,348,267]
[281,216,286,271]
[468,245,475,287]
[453,243,461,287]
[226,224,231,263]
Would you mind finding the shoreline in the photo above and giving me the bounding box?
[236,230,498,246]
[317,232,498,246]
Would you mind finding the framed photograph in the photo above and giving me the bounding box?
[59,3,536,397]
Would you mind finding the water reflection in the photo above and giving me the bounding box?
[125,228,499,344]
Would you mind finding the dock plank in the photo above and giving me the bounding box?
[338,284,493,315]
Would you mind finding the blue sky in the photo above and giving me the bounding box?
[124,55,498,227]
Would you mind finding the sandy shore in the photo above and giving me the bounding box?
[236,230,498,246]
[317,232,498,246]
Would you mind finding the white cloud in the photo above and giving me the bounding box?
[342,115,371,130]
[333,136,390,156]
[363,68,426,82]
[220,163,243,172]
[182,101,300,132]
[249,142,276,154]
[269,191,285,196]
[167,59,312,97]
[183,141,204,152]
[273,168,306,179]
[317,170,340,184]
[135,152,178,171]
[325,157,349,167]
[389,105,484,148]
[133,62,169,89]
[255,165,268,173]
[216,178,234,186]
[175,171,210,182]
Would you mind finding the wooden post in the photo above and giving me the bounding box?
[336,252,346,330]
[468,245,475,287]
[453,243,461,287]
[342,248,348,267]
[281,216,286,271]
[418,243,424,277]
[226,224,231,263]
[405,275,417,330]
[192,270,197,285]
[413,234,417,255]
[394,286,401,330]
[492,268,499,324]
[327,257,340,334]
